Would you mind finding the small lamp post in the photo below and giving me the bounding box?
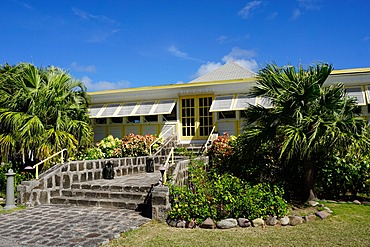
[24,166,34,180]
[159,165,166,186]
[4,169,16,210]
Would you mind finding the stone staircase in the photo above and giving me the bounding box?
[50,173,159,215]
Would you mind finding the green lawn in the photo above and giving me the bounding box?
[104,203,370,247]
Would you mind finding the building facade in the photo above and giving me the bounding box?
[88,62,370,144]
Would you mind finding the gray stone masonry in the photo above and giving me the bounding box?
[0,205,150,247]
[151,186,171,222]
[17,156,168,207]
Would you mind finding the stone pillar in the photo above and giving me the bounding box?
[4,169,16,210]
[151,185,170,222]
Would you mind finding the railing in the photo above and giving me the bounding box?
[161,147,175,184]
[199,126,217,155]
[33,149,67,179]
[149,125,176,156]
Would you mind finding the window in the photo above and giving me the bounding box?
[218,111,236,120]
[111,117,123,124]
[163,106,177,121]
[95,118,107,124]
[144,115,158,122]
[127,116,140,123]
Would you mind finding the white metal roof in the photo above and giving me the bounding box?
[190,61,256,83]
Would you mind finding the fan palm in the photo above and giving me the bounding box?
[242,63,368,200]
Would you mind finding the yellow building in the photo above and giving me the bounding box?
[88,62,370,144]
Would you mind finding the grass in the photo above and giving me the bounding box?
[0,204,26,214]
[104,203,370,247]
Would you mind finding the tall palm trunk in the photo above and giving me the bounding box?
[303,160,316,201]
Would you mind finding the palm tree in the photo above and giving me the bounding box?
[241,63,368,201]
[0,63,92,168]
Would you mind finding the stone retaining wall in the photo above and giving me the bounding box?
[17,156,167,207]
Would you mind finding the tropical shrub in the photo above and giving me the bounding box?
[168,160,288,224]
[317,144,370,198]
[206,132,236,173]
[76,134,161,160]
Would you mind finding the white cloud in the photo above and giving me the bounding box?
[168,45,205,62]
[239,0,262,19]
[70,62,96,73]
[298,0,321,10]
[193,47,259,78]
[81,76,130,92]
[168,46,188,58]
[88,29,120,43]
[291,8,301,20]
[267,11,278,21]
[72,7,116,24]
[194,62,223,78]
[222,47,256,61]
[217,34,250,44]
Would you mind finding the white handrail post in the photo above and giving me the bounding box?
[35,166,39,181]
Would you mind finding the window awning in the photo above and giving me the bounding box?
[99,104,121,117]
[257,97,274,108]
[234,94,256,110]
[88,104,105,118]
[115,102,138,117]
[365,86,370,104]
[89,99,177,118]
[210,95,234,112]
[132,101,156,115]
[153,99,177,114]
[346,87,366,105]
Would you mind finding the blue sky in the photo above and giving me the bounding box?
[1,0,369,91]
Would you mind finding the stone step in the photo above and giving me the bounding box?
[61,189,148,201]
[70,183,153,193]
[50,196,150,211]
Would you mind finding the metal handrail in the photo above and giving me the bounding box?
[199,126,216,155]
[162,147,175,184]
[149,125,175,156]
[33,149,67,179]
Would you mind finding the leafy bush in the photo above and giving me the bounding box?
[168,160,288,224]
[317,145,370,198]
[206,132,236,172]
[76,134,161,160]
